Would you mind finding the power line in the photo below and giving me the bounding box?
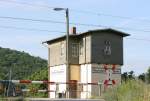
[71,9,150,23]
[0,0,55,9]
[1,16,150,33]
[0,25,150,43]
[0,16,65,24]
[0,25,65,33]
[0,16,103,28]
[0,1,150,32]
[1,0,150,23]
[0,16,102,27]
[1,1,150,33]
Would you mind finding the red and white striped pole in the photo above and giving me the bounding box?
[11,80,55,84]
[21,89,55,93]
[0,80,103,95]
[0,80,102,85]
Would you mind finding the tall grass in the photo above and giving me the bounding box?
[103,80,150,101]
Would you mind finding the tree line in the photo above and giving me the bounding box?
[121,67,150,83]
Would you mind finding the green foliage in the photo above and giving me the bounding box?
[25,68,48,97]
[0,47,48,98]
[137,67,150,83]
[121,71,135,82]
[103,80,150,101]
[138,73,146,82]
[0,47,47,80]
[147,67,150,83]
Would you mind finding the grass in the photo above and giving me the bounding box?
[103,80,150,101]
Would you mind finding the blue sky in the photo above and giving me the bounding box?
[0,0,150,75]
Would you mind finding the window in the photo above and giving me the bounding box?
[104,40,111,55]
[60,42,65,56]
[72,43,79,57]
[79,40,84,56]
[105,40,111,45]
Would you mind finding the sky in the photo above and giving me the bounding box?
[0,0,150,75]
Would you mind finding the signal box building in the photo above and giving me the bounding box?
[44,28,129,98]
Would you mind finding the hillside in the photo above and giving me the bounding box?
[0,47,47,80]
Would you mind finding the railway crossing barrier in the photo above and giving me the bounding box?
[0,80,104,98]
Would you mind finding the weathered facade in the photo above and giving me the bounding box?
[45,28,129,98]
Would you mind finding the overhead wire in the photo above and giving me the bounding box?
[1,0,150,23]
[0,25,65,33]
[0,0,150,43]
[0,0,55,9]
[1,16,150,33]
[0,25,150,43]
[1,0,150,32]
[0,16,65,24]
[71,9,150,23]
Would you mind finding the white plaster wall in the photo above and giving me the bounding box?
[80,64,92,98]
[49,65,67,98]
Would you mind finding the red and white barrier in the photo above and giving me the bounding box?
[11,80,55,84]
[22,89,55,92]
[0,80,103,85]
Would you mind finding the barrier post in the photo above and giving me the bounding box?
[98,82,102,96]
[55,83,59,98]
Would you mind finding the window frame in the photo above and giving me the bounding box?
[60,42,65,56]
[71,43,79,57]
[79,40,84,56]
[104,40,111,55]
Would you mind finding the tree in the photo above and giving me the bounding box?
[121,71,135,82]
[121,72,128,82]
[146,67,150,83]
[128,71,134,79]
[138,73,145,82]
[0,47,47,80]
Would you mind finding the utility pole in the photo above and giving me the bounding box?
[66,8,70,82]
[7,66,12,97]
[54,7,70,97]
[53,8,69,71]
